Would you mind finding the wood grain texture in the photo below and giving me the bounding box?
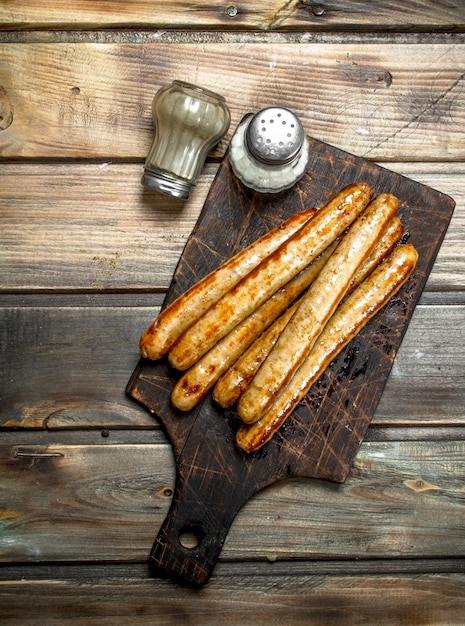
[376,304,465,424]
[0,43,464,160]
[0,303,463,430]
[1,573,465,625]
[0,305,150,429]
[1,440,464,563]
[1,162,464,291]
[1,0,464,31]
[0,162,208,291]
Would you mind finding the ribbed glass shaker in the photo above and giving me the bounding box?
[142,81,231,200]
[229,106,310,193]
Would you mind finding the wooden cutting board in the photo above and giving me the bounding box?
[126,133,455,587]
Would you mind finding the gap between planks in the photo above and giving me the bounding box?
[1,557,465,581]
[1,31,465,44]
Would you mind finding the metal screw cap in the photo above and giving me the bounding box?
[245,107,305,166]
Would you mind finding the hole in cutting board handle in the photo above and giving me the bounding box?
[150,507,234,586]
[178,525,205,550]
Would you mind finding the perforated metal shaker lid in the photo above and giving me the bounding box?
[245,107,305,166]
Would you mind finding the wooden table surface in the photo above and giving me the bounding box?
[1,2,465,624]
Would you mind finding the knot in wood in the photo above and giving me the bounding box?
[0,86,13,130]
[301,2,326,16]
[311,4,326,16]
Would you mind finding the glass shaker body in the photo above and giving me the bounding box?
[229,107,310,193]
[142,81,230,200]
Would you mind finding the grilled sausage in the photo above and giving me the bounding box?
[168,183,374,371]
[237,193,399,424]
[213,216,403,409]
[170,244,336,411]
[348,215,404,293]
[213,301,298,409]
[236,243,418,452]
[139,208,316,360]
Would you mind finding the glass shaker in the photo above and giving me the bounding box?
[229,107,310,193]
[142,80,231,200]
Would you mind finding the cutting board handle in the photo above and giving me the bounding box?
[149,472,247,587]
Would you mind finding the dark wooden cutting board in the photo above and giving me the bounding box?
[126,133,455,587]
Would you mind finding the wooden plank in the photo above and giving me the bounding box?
[0,42,464,160]
[0,163,209,291]
[0,305,152,429]
[1,440,464,562]
[1,573,465,625]
[1,163,463,292]
[1,0,464,32]
[377,305,465,424]
[0,304,463,429]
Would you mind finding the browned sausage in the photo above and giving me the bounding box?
[213,217,403,409]
[139,208,316,360]
[237,193,399,424]
[348,215,404,293]
[213,302,297,410]
[168,183,374,371]
[236,243,418,452]
[170,244,336,411]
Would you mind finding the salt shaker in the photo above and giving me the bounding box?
[229,107,310,193]
[142,80,230,200]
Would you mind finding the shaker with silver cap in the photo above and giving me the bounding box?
[229,106,310,193]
